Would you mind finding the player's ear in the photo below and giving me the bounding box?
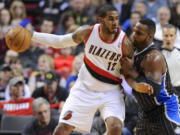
[148,33,153,41]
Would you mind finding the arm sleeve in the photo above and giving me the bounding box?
[32,32,78,48]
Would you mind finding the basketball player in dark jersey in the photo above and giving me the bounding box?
[121,19,180,135]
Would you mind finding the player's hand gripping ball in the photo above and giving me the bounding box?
[5,25,32,53]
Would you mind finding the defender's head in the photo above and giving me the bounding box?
[132,19,156,50]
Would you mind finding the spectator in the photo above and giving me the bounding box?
[0,70,6,101]
[32,71,68,112]
[28,54,56,93]
[87,0,106,25]
[122,1,146,32]
[39,17,54,34]
[170,2,180,29]
[139,0,168,22]
[37,0,67,26]
[112,0,133,25]
[161,24,180,95]
[133,2,147,19]
[154,6,171,41]
[0,65,12,101]
[37,17,60,57]
[8,56,32,81]
[154,6,180,49]
[5,74,31,101]
[19,41,45,74]
[69,0,92,25]
[0,76,34,115]
[125,11,141,36]
[0,65,12,91]
[154,6,171,48]
[4,50,18,65]
[0,8,11,34]
[54,47,74,79]
[9,57,24,73]
[0,25,8,65]
[22,97,58,135]
[167,0,180,7]
[9,0,32,30]
[169,2,180,49]
[55,11,76,35]
[66,52,84,92]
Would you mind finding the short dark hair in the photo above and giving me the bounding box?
[163,24,177,34]
[98,4,117,17]
[139,19,156,34]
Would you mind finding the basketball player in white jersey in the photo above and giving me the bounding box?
[30,4,150,135]
[161,24,180,95]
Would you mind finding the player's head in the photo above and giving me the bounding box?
[98,4,119,34]
[132,19,156,50]
[162,24,177,50]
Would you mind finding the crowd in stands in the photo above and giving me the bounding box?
[0,0,180,135]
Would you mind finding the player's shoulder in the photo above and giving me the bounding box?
[76,25,92,34]
[73,25,94,43]
[144,49,164,63]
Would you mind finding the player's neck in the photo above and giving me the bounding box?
[136,42,154,54]
[99,25,116,42]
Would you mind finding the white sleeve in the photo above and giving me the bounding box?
[32,32,78,48]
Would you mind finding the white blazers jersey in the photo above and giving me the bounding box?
[77,24,126,92]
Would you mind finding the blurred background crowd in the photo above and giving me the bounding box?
[0,0,180,135]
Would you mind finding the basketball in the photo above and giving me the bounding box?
[5,25,32,53]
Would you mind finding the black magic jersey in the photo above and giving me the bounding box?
[133,44,180,135]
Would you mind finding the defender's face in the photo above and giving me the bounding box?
[131,22,149,48]
[163,28,176,50]
[103,11,119,33]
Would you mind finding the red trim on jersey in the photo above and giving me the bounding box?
[84,55,122,83]
[121,34,126,57]
[84,25,95,45]
[98,25,121,44]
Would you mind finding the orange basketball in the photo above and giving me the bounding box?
[5,25,32,53]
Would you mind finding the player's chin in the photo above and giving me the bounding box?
[113,28,118,32]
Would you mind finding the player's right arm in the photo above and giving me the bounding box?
[31,25,92,48]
